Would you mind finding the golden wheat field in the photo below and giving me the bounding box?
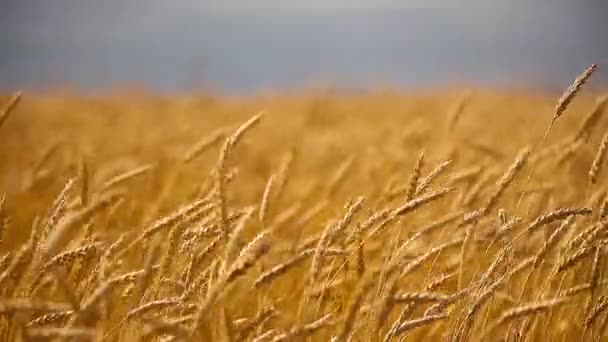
[1,67,608,341]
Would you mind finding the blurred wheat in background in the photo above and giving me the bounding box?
[0,63,607,341]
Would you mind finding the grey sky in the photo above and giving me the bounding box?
[1,0,606,92]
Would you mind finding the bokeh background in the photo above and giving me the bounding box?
[1,0,607,93]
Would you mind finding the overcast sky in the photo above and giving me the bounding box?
[1,0,606,92]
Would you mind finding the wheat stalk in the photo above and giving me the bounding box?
[543,63,598,142]
[590,132,608,184]
[0,91,22,129]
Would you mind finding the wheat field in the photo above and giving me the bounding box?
[0,67,608,341]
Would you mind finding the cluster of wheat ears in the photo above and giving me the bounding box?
[0,64,607,341]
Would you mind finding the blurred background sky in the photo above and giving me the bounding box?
[1,0,607,93]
